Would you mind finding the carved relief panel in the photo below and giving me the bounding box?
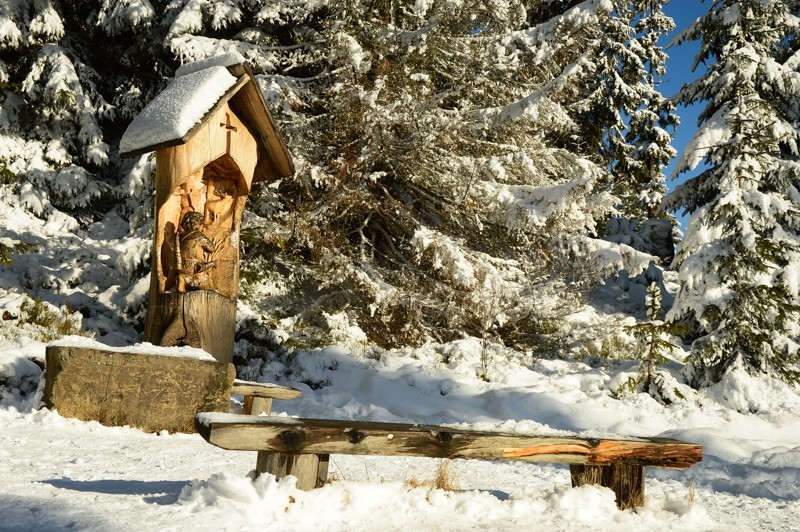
[155,154,247,300]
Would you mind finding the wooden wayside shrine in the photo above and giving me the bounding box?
[121,60,294,364]
[196,413,703,509]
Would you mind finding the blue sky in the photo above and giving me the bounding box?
[660,1,709,223]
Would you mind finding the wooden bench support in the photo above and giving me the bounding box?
[230,379,327,489]
[197,413,702,509]
[256,451,330,490]
[243,395,272,416]
[232,378,302,416]
[570,463,644,509]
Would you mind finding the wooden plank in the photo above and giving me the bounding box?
[195,414,703,469]
[120,137,187,159]
[232,379,302,401]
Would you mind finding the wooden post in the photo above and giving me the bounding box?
[145,291,236,363]
[255,452,329,490]
[237,384,328,489]
[570,463,645,509]
[143,104,258,363]
[242,396,273,416]
[242,395,320,488]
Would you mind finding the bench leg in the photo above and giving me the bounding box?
[240,394,328,489]
[316,454,330,486]
[569,463,645,509]
[256,452,330,490]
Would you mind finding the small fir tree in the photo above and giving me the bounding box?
[626,282,684,400]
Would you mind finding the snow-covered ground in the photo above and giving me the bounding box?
[2,333,800,531]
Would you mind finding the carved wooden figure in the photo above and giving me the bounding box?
[120,59,294,363]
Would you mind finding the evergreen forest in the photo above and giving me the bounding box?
[1,0,799,395]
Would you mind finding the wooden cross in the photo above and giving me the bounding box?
[220,112,238,153]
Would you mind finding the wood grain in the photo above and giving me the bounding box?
[571,463,645,510]
[256,451,329,490]
[144,291,237,363]
[225,63,294,182]
[242,396,272,417]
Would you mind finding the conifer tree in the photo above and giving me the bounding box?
[610,0,677,221]
[0,0,670,350]
[667,0,800,386]
[0,0,171,321]
[586,0,678,260]
[236,0,665,347]
[626,282,685,401]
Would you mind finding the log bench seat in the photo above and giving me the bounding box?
[195,413,702,509]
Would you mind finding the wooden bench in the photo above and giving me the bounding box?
[195,412,702,509]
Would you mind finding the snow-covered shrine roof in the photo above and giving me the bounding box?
[119,54,294,182]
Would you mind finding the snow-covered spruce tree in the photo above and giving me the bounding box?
[624,282,686,402]
[510,1,677,224]
[222,0,671,349]
[606,0,677,221]
[582,0,678,260]
[0,1,171,216]
[0,1,177,332]
[0,0,667,352]
[667,0,800,386]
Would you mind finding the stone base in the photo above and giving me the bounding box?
[43,344,235,433]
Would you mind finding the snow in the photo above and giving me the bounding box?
[411,227,476,287]
[3,328,800,530]
[488,177,598,230]
[175,51,246,77]
[674,104,732,176]
[49,336,215,361]
[96,0,154,35]
[119,66,238,155]
[29,4,64,42]
[22,45,109,164]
